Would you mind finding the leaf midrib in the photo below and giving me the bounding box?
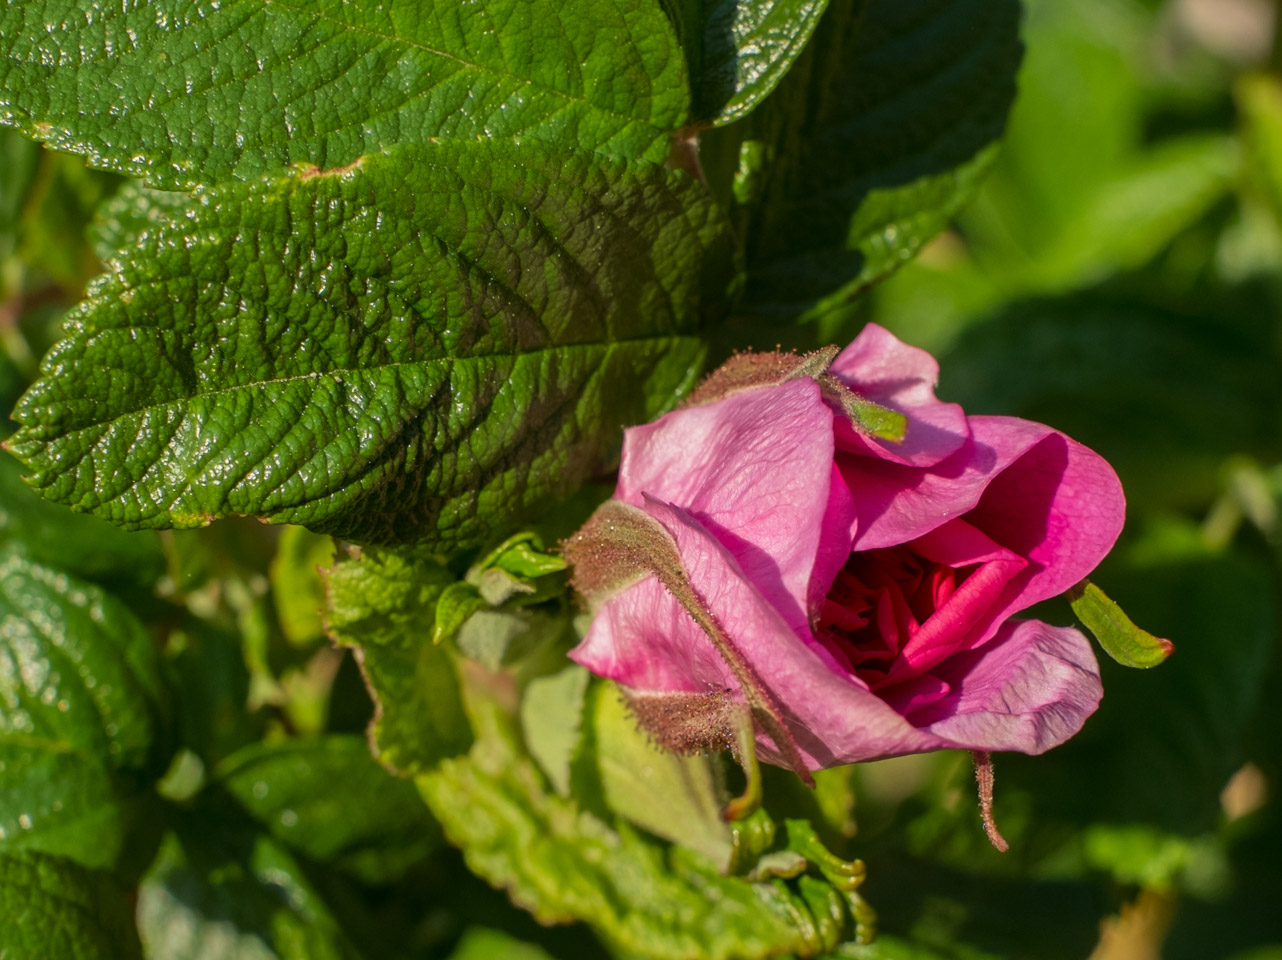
[20,336,693,440]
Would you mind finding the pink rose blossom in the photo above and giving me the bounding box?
[568,324,1125,771]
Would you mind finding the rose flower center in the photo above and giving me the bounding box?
[815,541,1018,716]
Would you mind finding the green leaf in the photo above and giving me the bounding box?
[1066,579,1174,669]
[0,0,689,188]
[834,934,1001,960]
[324,546,472,774]
[454,608,567,673]
[668,0,831,125]
[137,817,364,960]
[710,0,1020,319]
[586,679,734,868]
[0,449,165,588]
[216,735,441,884]
[0,851,143,960]
[87,182,190,265]
[418,684,871,960]
[520,663,591,797]
[8,141,730,548]
[473,531,567,582]
[445,928,557,960]
[0,545,171,871]
[270,526,334,650]
[1236,73,1282,230]
[1017,134,1238,293]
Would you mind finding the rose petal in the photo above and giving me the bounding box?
[571,500,952,768]
[964,416,1126,619]
[838,416,1125,610]
[615,378,843,639]
[885,519,1027,681]
[914,619,1102,754]
[830,323,970,467]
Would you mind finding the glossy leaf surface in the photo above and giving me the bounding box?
[0,0,689,187]
[9,142,730,547]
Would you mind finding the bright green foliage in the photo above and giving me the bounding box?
[0,852,143,960]
[1066,579,1174,669]
[137,817,363,960]
[216,735,441,884]
[445,927,557,960]
[669,0,829,125]
[269,526,334,650]
[324,546,473,773]
[0,0,689,188]
[8,142,731,547]
[435,531,568,649]
[0,450,165,588]
[419,688,871,960]
[1018,134,1238,293]
[585,678,734,868]
[0,546,171,870]
[713,0,1020,319]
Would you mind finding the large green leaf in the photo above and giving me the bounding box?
[0,545,172,870]
[8,141,731,547]
[0,0,689,188]
[710,0,1020,319]
[217,735,442,884]
[324,546,473,774]
[668,0,830,125]
[138,815,365,960]
[0,449,165,588]
[0,852,143,960]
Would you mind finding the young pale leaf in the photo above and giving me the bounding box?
[269,526,335,650]
[216,735,442,884]
[8,141,731,548]
[520,663,591,797]
[0,852,143,960]
[667,0,831,125]
[0,0,689,188]
[1066,579,1174,669]
[138,818,364,960]
[446,928,557,960]
[419,689,868,960]
[0,546,171,871]
[324,546,473,774]
[713,0,1020,319]
[586,679,734,868]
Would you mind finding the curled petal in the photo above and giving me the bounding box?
[830,323,970,467]
[919,619,1103,755]
[964,416,1126,619]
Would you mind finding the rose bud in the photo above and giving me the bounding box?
[565,324,1124,798]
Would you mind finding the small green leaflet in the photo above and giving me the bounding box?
[0,852,143,960]
[1066,579,1174,669]
[0,0,689,188]
[0,546,172,871]
[712,0,1021,319]
[8,141,732,547]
